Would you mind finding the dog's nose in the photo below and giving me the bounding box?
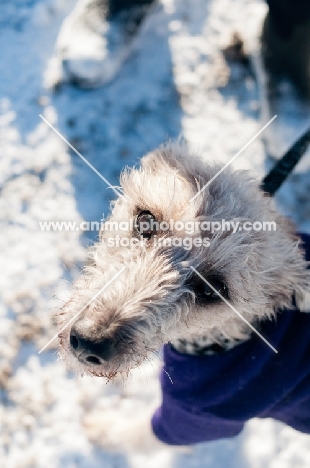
[70,326,117,364]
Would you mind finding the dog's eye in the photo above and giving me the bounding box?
[191,277,228,305]
[135,211,158,239]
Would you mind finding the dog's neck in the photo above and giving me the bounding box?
[173,293,309,355]
[172,319,262,356]
[172,333,251,355]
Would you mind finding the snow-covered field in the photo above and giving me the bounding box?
[1,0,310,467]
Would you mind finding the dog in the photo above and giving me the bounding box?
[56,142,310,449]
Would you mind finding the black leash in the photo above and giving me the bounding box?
[260,127,310,196]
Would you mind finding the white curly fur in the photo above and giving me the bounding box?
[56,142,310,379]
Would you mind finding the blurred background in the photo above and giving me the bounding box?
[1,0,310,467]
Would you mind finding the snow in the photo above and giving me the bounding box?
[1,0,310,467]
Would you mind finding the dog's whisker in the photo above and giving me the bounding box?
[59,277,74,285]
[162,368,173,385]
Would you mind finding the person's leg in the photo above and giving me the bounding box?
[266,0,310,39]
[263,0,310,96]
[252,0,310,172]
[46,0,156,88]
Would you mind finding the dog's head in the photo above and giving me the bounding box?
[57,142,310,378]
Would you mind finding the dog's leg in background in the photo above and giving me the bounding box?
[257,0,310,168]
[45,0,156,89]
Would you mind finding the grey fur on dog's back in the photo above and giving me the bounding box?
[57,142,310,379]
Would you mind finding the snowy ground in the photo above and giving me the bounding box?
[1,0,310,467]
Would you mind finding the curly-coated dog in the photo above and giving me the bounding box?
[56,142,310,448]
